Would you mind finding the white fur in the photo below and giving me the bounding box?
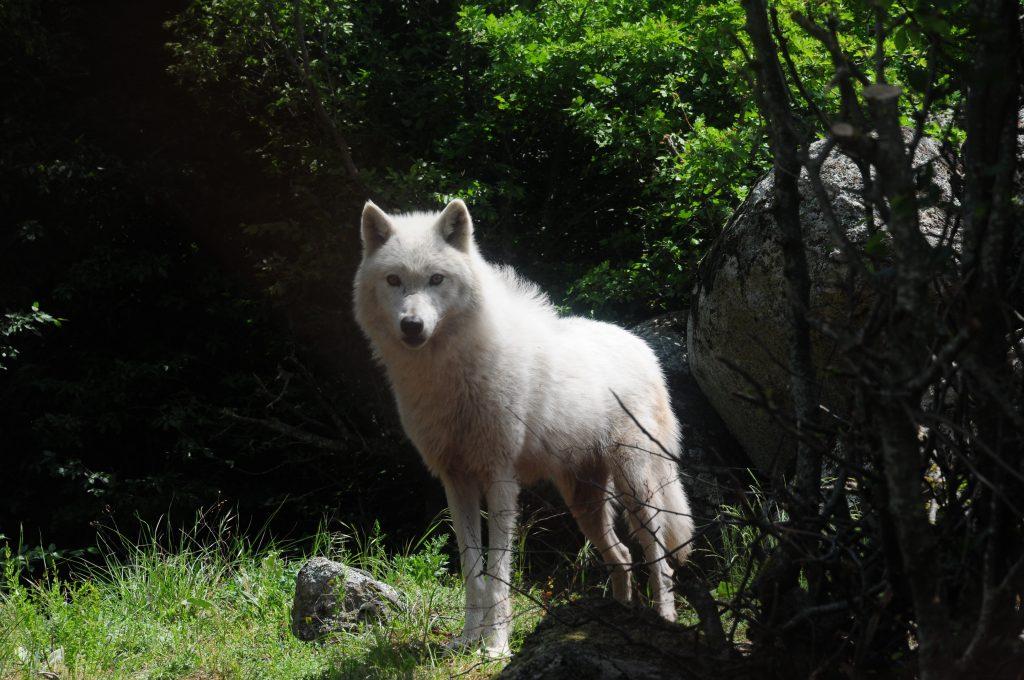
[353,199,695,657]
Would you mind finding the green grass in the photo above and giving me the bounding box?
[0,518,552,679]
[0,507,745,679]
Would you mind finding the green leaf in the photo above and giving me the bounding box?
[893,26,908,51]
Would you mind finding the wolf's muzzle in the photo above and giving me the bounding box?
[401,316,425,346]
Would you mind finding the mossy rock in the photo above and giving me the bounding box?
[500,598,696,680]
[290,556,405,641]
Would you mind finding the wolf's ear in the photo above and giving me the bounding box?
[437,199,474,252]
[361,201,393,254]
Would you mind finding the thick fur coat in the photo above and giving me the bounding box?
[353,199,694,657]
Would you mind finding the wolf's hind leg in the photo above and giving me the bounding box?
[442,474,487,646]
[481,475,519,658]
[561,475,634,605]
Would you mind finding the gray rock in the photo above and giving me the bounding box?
[688,136,956,475]
[632,312,745,521]
[498,598,687,680]
[499,598,748,680]
[290,556,404,641]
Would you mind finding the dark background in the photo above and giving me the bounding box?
[1,0,438,551]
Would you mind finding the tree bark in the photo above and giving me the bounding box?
[742,0,821,505]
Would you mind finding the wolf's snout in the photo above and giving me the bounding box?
[400,316,425,340]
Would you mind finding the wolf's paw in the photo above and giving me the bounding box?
[480,641,511,660]
[441,634,482,654]
[655,602,678,623]
[441,633,510,660]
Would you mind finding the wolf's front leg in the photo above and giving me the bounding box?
[442,474,487,647]
[482,475,520,658]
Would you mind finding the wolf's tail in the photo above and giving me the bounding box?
[658,473,695,564]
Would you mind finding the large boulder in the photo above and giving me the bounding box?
[687,136,955,475]
[290,556,405,641]
[632,312,746,522]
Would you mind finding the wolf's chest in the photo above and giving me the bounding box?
[390,364,522,473]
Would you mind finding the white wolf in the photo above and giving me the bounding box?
[353,199,694,657]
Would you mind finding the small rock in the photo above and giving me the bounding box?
[290,556,405,641]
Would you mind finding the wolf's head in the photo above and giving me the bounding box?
[353,199,481,351]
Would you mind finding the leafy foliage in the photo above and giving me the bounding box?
[1,303,61,370]
[167,0,764,318]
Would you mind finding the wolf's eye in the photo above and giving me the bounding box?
[386,275,401,287]
[429,273,444,286]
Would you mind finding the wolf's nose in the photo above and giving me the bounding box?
[401,316,424,337]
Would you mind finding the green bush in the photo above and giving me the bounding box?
[167,0,766,319]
